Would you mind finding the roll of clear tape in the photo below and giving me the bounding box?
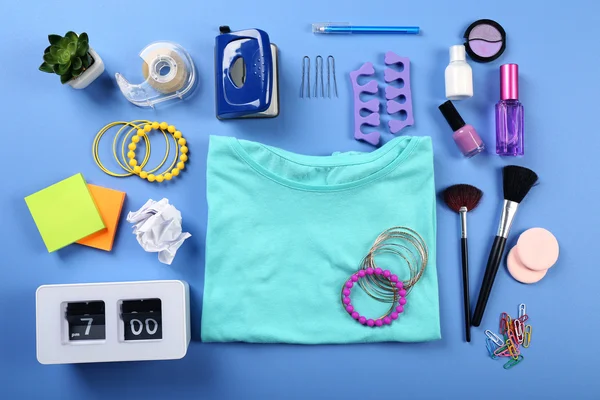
[141,49,188,94]
[115,41,197,108]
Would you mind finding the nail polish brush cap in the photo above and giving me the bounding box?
[500,63,519,100]
[438,100,466,131]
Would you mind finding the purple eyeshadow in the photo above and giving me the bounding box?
[469,24,503,42]
[463,19,506,63]
[469,40,503,58]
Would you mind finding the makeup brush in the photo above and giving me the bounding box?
[472,165,538,327]
[443,184,483,342]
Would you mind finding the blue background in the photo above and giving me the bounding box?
[1,0,598,398]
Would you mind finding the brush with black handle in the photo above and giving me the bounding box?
[443,184,483,342]
[472,165,538,327]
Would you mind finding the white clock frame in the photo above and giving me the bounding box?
[36,280,190,364]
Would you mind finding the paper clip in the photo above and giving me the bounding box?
[523,325,532,348]
[485,330,504,347]
[503,355,524,370]
[506,329,520,360]
[486,338,499,359]
[495,341,518,358]
[506,324,514,339]
[518,303,526,318]
[506,338,520,360]
[507,326,519,349]
[494,345,510,357]
[518,314,529,324]
[506,314,512,326]
[500,312,509,334]
[513,319,524,345]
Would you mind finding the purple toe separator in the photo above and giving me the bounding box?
[349,62,380,146]
[384,51,414,134]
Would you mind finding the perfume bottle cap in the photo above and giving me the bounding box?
[449,45,466,62]
[439,100,466,131]
[500,63,519,100]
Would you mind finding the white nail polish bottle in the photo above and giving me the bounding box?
[445,45,473,100]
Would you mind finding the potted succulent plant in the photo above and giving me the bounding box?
[39,31,104,89]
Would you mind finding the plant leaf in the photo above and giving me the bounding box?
[72,68,83,77]
[48,34,62,44]
[56,60,71,75]
[76,40,89,57]
[57,49,71,63]
[81,53,92,68]
[72,57,82,70]
[67,41,77,55]
[60,73,72,84]
[44,46,51,54]
[43,52,57,64]
[58,37,70,48]
[79,32,88,43]
[39,62,54,73]
[65,31,78,42]
[50,45,60,57]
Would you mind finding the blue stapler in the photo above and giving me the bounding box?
[215,26,280,119]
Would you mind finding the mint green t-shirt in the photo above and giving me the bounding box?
[201,135,440,343]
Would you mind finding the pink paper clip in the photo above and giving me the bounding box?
[518,314,529,324]
[513,319,524,345]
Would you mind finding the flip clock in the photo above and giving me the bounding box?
[36,280,190,364]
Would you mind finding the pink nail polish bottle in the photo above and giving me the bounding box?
[439,100,485,158]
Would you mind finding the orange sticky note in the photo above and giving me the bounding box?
[77,184,126,251]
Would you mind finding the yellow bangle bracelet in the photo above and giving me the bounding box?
[93,120,188,182]
[93,120,151,177]
[118,123,171,175]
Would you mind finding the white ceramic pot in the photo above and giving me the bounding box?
[68,47,105,89]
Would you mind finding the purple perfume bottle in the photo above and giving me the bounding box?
[496,64,524,156]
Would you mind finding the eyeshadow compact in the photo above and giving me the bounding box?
[463,19,506,63]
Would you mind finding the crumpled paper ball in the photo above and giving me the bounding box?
[126,198,191,265]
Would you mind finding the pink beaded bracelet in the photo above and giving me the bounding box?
[341,267,407,327]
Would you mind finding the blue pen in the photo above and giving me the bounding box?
[312,23,420,35]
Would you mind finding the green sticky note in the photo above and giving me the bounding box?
[25,173,105,252]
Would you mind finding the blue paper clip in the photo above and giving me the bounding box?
[486,338,499,359]
[503,355,524,369]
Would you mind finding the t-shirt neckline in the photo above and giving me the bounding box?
[227,136,420,192]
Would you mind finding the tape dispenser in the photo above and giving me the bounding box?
[115,41,197,108]
[215,26,279,119]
